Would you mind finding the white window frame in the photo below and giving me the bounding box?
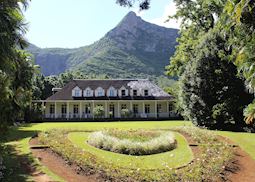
[119,86,128,97]
[84,87,93,97]
[96,87,105,97]
[107,86,117,97]
[72,86,82,97]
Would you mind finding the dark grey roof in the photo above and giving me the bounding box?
[46,79,172,100]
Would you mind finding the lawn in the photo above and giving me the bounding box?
[2,121,255,181]
[68,131,193,169]
[216,131,255,160]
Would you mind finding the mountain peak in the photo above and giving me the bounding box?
[118,11,142,27]
[123,11,139,20]
[106,11,178,52]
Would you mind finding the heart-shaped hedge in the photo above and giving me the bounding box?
[87,130,177,155]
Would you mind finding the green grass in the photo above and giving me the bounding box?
[2,121,190,181]
[68,131,193,169]
[2,121,255,181]
[19,121,191,132]
[216,131,255,160]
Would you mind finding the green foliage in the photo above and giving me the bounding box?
[165,0,255,130]
[87,130,176,155]
[0,0,36,127]
[244,101,255,126]
[120,108,130,118]
[93,106,105,118]
[166,0,226,77]
[180,53,252,129]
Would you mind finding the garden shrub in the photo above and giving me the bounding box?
[93,106,104,118]
[87,130,177,155]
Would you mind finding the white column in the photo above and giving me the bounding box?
[155,100,157,118]
[167,101,169,116]
[54,102,57,118]
[105,101,107,118]
[130,101,133,116]
[79,102,82,118]
[117,101,120,118]
[92,101,95,119]
[67,102,69,119]
[41,102,45,118]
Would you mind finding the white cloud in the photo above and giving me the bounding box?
[149,2,181,29]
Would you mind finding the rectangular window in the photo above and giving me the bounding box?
[121,90,126,96]
[133,90,137,96]
[86,90,91,97]
[50,104,55,114]
[145,104,150,113]
[61,104,67,114]
[85,105,90,114]
[75,90,80,97]
[121,104,127,110]
[169,103,173,112]
[157,104,162,113]
[144,90,149,96]
[109,90,114,97]
[73,105,79,114]
[133,104,138,114]
[98,90,104,96]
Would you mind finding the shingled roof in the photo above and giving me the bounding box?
[46,79,172,101]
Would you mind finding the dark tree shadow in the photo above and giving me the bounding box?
[1,126,41,182]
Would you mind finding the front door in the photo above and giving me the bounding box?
[109,104,115,118]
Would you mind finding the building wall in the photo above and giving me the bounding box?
[44,100,171,118]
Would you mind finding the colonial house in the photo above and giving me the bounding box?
[33,79,176,120]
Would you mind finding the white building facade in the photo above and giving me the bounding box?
[33,79,177,120]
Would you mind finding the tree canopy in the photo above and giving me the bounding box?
[0,0,35,131]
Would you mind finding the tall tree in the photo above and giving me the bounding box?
[0,0,34,130]
[223,0,255,125]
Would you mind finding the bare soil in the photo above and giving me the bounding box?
[29,137,99,182]
[220,137,255,182]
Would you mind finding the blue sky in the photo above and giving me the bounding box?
[23,0,179,48]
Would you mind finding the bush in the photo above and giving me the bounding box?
[87,130,177,155]
[93,106,104,118]
[120,109,130,118]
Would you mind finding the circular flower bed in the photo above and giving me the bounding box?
[87,130,177,155]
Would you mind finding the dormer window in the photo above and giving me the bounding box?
[144,90,149,96]
[108,86,117,97]
[98,90,104,96]
[133,90,137,96]
[96,87,105,97]
[119,86,128,97]
[121,90,126,96]
[72,86,82,97]
[84,87,93,97]
[110,90,115,97]
[75,90,80,97]
[86,90,91,96]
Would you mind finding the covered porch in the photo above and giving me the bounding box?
[33,100,177,120]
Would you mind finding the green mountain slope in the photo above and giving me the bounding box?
[27,12,179,79]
